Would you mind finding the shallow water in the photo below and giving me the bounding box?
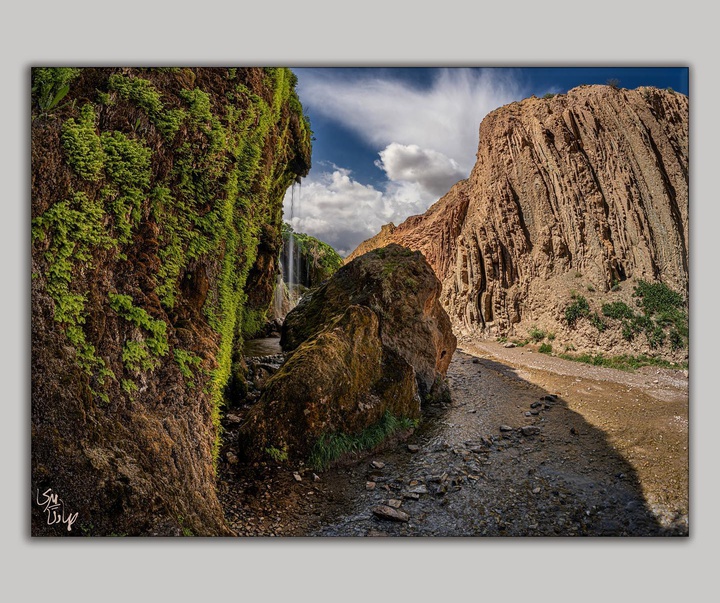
[243,337,282,357]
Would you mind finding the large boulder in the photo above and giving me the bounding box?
[281,244,456,398]
[238,244,456,467]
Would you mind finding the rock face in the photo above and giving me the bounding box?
[238,245,456,465]
[31,68,311,535]
[349,86,688,357]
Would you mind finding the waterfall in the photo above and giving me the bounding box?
[273,262,284,319]
[283,180,302,312]
[287,184,296,307]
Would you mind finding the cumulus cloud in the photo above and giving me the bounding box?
[298,68,522,173]
[376,143,466,198]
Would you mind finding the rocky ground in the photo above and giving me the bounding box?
[217,338,688,537]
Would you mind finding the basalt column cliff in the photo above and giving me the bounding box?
[31,68,311,535]
[349,86,688,356]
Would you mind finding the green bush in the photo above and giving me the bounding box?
[539,343,552,354]
[528,325,546,342]
[565,294,590,326]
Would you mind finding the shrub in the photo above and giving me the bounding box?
[565,294,590,326]
[539,343,552,354]
[528,325,545,342]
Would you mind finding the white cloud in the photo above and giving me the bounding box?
[298,68,522,173]
[376,143,466,198]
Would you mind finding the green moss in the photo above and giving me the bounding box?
[32,191,116,392]
[308,412,419,471]
[108,293,168,362]
[174,348,202,387]
[61,104,105,181]
[107,73,187,139]
[100,130,152,243]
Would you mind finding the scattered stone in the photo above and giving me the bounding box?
[366,481,376,491]
[371,460,386,469]
[402,492,420,500]
[226,451,238,464]
[313,473,321,482]
[467,409,477,414]
[472,358,480,364]
[499,425,513,432]
[504,342,516,348]
[407,484,429,495]
[525,411,532,417]
[530,410,539,416]
[387,499,402,509]
[543,394,558,401]
[532,487,541,494]
[372,505,409,522]
[521,426,541,436]
[407,444,420,453]
[225,413,242,425]
[530,401,542,409]
[293,472,303,482]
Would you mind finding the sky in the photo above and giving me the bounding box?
[283,67,689,257]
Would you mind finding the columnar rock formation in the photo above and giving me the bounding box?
[348,86,688,355]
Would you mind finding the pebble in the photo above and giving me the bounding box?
[504,342,516,348]
[472,358,480,364]
[407,484,429,495]
[402,492,421,500]
[500,425,513,432]
[532,487,541,494]
[530,401,542,409]
[366,481,376,491]
[521,426,541,436]
[226,451,238,464]
[225,414,242,424]
[293,472,302,482]
[372,505,409,522]
[313,473,321,482]
[371,460,386,469]
[387,499,402,509]
[407,444,420,453]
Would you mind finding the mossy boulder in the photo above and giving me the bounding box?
[281,244,456,398]
[238,305,420,464]
[239,245,456,467]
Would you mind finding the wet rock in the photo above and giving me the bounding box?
[372,505,409,522]
[225,413,242,425]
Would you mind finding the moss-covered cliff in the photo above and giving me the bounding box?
[31,67,311,536]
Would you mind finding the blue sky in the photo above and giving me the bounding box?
[284,67,689,256]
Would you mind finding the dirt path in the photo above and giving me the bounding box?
[218,340,688,536]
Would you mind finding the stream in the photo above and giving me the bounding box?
[218,340,688,536]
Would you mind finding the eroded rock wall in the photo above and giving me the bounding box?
[31,68,311,535]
